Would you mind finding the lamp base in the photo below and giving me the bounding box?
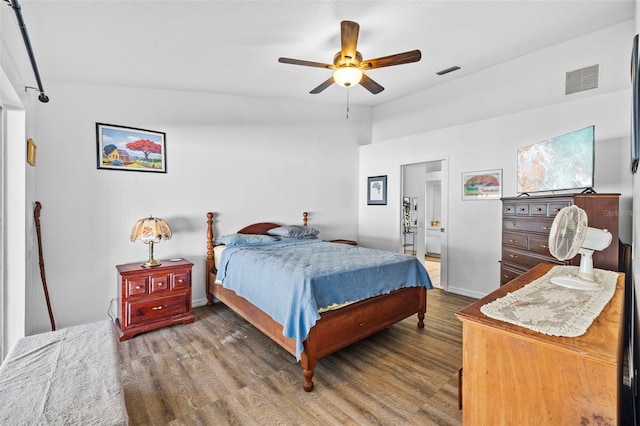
[141,259,161,267]
[141,241,161,267]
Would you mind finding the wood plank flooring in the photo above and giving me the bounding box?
[118,289,476,425]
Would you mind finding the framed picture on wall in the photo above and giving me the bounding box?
[26,138,37,166]
[462,169,502,200]
[367,175,387,205]
[96,123,167,173]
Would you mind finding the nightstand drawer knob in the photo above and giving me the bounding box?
[151,305,167,311]
[135,286,142,289]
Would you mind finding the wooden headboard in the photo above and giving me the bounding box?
[205,211,309,303]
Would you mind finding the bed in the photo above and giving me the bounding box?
[205,211,432,392]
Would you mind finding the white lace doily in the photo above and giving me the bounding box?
[480,265,619,337]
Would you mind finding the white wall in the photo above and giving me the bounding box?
[361,21,634,298]
[26,81,371,333]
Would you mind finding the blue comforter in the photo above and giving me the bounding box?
[217,240,432,359]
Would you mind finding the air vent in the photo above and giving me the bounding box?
[565,64,599,95]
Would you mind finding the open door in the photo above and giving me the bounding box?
[401,158,448,290]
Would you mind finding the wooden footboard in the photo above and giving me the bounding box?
[209,276,426,391]
[205,211,427,391]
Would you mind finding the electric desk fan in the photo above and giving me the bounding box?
[548,205,612,290]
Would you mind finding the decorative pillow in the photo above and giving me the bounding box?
[217,233,277,246]
[279,234,318,240]
[267,225,320,238]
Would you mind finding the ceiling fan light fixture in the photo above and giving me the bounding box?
[333,67,363,87]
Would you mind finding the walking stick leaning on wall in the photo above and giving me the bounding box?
[34,201,56,331]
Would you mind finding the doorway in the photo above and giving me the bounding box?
[401,158,448,289]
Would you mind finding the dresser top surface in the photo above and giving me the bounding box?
[456,263,624,364]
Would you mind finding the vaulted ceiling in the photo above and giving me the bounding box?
[8,0,636,107]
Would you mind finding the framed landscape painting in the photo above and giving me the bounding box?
[462,169,502,200]
[96,123,167,173]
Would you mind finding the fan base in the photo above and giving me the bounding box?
[551,275,600,291]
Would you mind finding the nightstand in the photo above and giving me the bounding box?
[116,258,194,341]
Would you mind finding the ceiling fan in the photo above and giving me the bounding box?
[278,20,421,95]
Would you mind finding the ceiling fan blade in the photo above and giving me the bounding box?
[278,57,334,69]
[361,49,422,69]
[360,73,384,94]
[340,20,359,63]
[310,76,335,94]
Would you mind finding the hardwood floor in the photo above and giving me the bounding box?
[118,289,476,425]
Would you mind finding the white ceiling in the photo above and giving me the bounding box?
[12,0,637,106]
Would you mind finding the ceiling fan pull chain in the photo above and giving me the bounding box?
[346,88,350,119]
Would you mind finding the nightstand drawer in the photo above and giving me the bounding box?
[126,293,189,327]
[126,277,148,297]
[150,273,171,293]
[173,272,191,289]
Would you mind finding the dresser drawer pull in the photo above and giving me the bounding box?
[540,244,548,249]
[157,283,165,287]
[177,279,184,283]
[535,207,543,212]
[553,208,561,213]
[509,239,517,243]
[151,305,168,311]
[518,207,526,212]
[509,254,518,259]
[540,226,551,231]
[135,285,142,289]
[510,223,518,228]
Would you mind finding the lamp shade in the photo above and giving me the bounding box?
[130,216,172,267]
[130,216,172,243]
[333,67,363,87]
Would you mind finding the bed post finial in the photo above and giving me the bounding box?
[303,211,308,227]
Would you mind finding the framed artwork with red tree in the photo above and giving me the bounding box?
[96,123,167,173]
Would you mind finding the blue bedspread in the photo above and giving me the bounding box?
[217,240,432,359]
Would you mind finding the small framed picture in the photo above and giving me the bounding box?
[462,169,502,200]
[367,175,387,205]
[96,123,166,173]
[26,138,37,166]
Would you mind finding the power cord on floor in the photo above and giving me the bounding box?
[107,297,116,322]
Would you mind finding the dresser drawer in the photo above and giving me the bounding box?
[503,204,516,216]
[503,219,553,234]
[529,235,551,255]
[530,204,548,216]
[500,263,528,286]
[502,247,559,269]
[126,292,189,327]
[503,231,527,249]
[548,202,571,217]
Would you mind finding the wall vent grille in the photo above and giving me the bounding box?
[565,64,599,95]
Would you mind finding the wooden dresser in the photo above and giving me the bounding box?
[456,263,625,425]
[500,193,619,285]
[116,258,194,341]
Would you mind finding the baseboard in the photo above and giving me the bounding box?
[192,297,210,308]
[445,286,485,300]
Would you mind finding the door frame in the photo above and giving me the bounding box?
[400,156,449,290]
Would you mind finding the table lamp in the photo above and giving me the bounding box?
[130,216,172,267]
